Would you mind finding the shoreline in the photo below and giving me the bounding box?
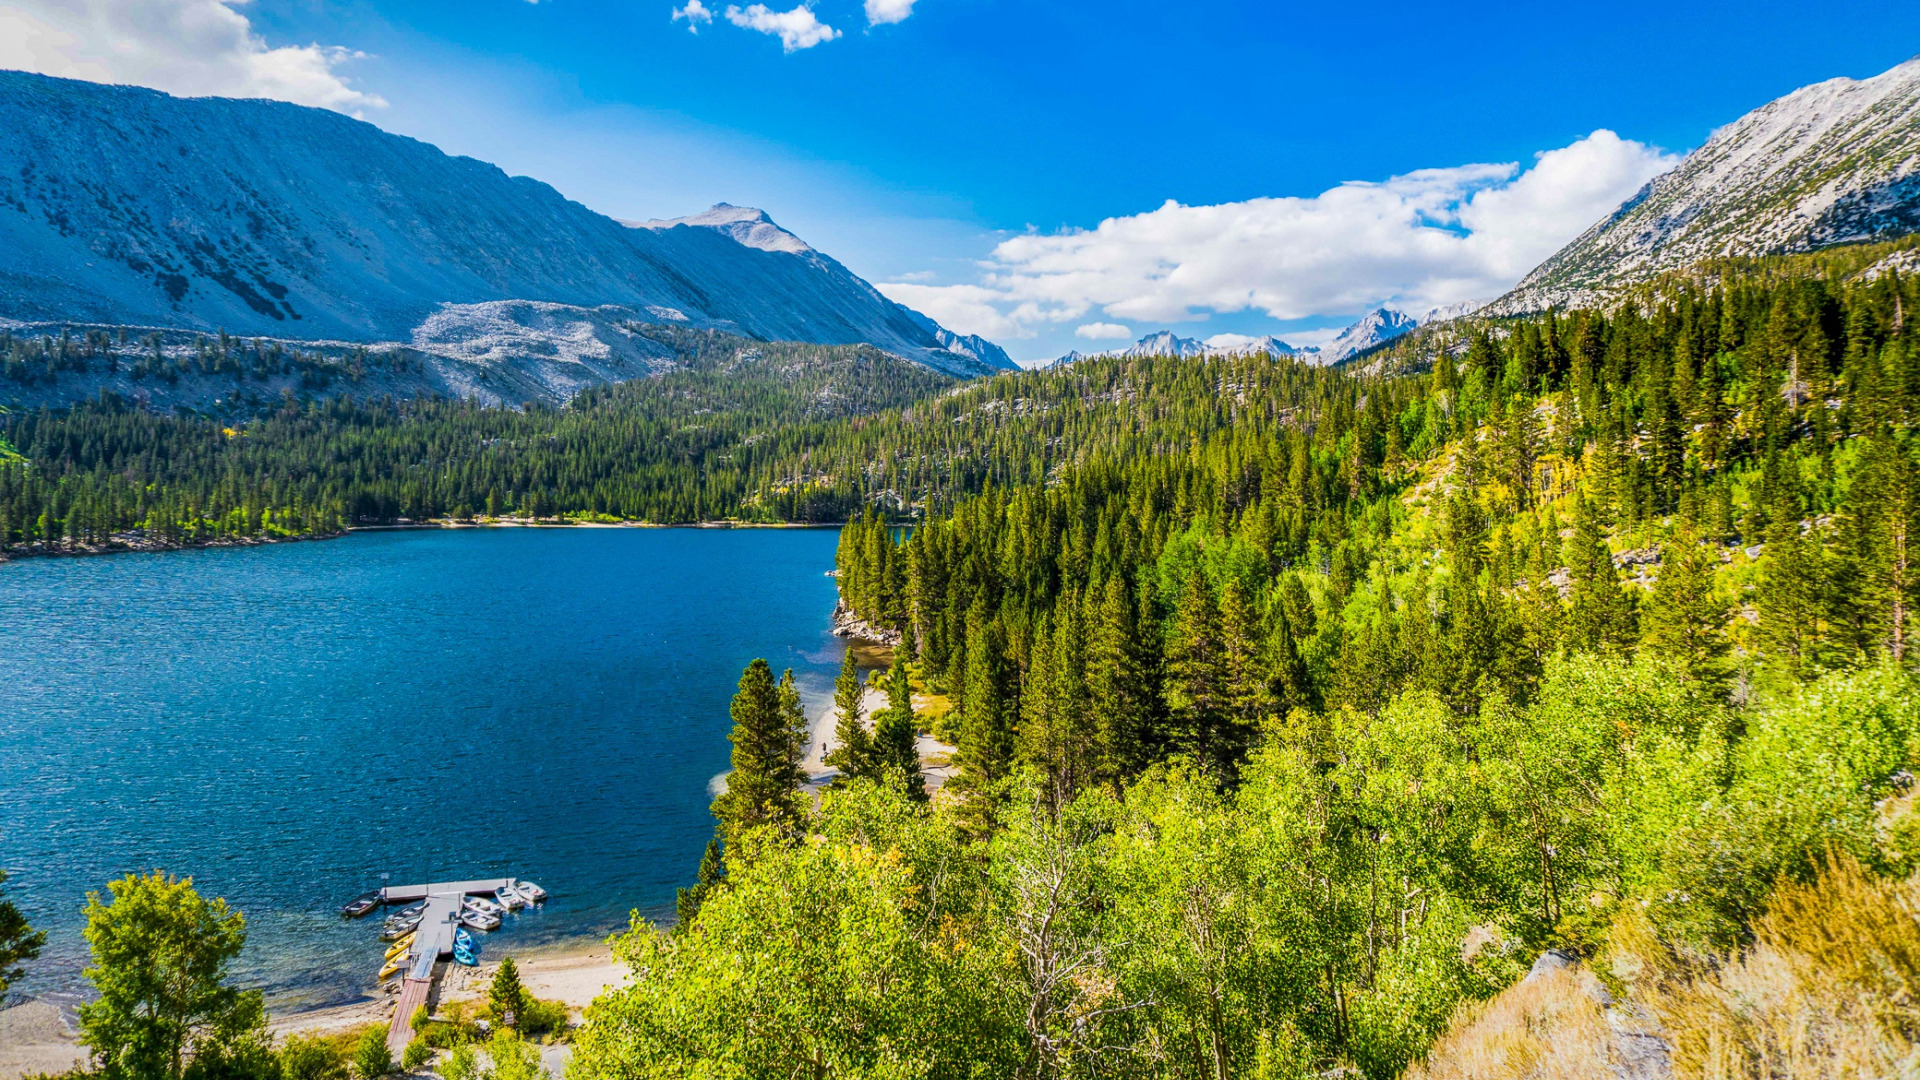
[0,939,629,1079]
[0,518,851,566]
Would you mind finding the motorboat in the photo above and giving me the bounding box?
[463,896,502,917]
[340,891,382,918]
[493,887,524,911]
[460,909,500,931]
[510,881,544,904]
[384,934,414,961]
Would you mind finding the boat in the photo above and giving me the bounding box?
[384,934,414,961]
[380,916,421,941]
[379,956,404,980]
[494,887,524,911]
[453,943,477,967]
[454,927,474,951]
[510,881,544,904]
[463,896,502,916]
[453,928,480,964]
[460,909,500,931]
[340,891,382,918]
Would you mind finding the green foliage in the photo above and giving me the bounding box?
[350,1026,392,1080]
[709,660,808,849]
[278,1034,349,1080]
[400,1037,431,1072]
[438,1044,482,1080]
[822,650,874,782]
[489,959,527,1026]
[78,871,265,1080]
[485,1032,540,1080]
[0,870,45,994]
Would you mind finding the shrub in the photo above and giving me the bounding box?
[280,1034,349,1080]
[400,1038,431,1073]
[487,1032,541,1080]
[438,1044,482,1080]
[409,1004,429,1033]
[515,998,569,1038]
[351,1025,392,1079]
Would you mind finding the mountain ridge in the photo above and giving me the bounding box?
[0,70,1013,382]
[1492,55,1920,313]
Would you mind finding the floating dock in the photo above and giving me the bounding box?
[379,878,517,1056]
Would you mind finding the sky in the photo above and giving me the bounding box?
[1,1,1919,363]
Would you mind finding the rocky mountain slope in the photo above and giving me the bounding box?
[0,70,1012,380]
[1494,55,1920,313]
[1050,304,1483,368]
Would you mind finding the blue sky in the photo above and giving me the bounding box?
[4,0,1920,361]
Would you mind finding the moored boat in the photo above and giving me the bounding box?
[463,895,502,916]
[384,933,414,961]
[340,891,382,918]
[379,956,404,980]
[460,909,500,931]
[494,886,524,911]
[509,881,542,904]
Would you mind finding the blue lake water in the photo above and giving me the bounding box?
[0,527,847,1011]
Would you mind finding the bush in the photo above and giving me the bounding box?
[438,1044,482,1080]
[515,998,569,1038]
[400,1038,431,1073]
[409,1005,429,1033]
[351,1025,392,1079]
[487,1032,540,1080]
[280,1034,349,1080]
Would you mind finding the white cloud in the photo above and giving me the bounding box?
[877,282,1027,341]
[1076,322,1132,340]
[865,0,916,25]
[0,0,386,114]
[672,0,715,30]
[1202,332,1258,350]
[723,3,839,50]
[890,131,1678,343]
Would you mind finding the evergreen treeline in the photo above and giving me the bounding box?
[574,262,1920,1080]
[0,332,954,550]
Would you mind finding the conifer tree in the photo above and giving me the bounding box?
[489,957,527,1025]
[674,839,724,931]
[1167,572,1229,775]
[823,651,874,783]
[871,658,924,801]
[711,659,807,848]
[953,615,1015,827]
[1565,496,1635,653]
[1088,576,1158,787]
[1641,531,1730,686]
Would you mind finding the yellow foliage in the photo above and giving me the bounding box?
[1612,854,1920,1080]
[1406,964,1617,1080]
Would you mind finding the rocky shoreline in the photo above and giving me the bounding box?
[829,599,903,647]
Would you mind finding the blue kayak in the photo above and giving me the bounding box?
[453,944,477,967]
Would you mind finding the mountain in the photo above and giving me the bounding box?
[1309,307,1418,364]
[0,70,1013,380]
[1494,56,1920,313]
[1051,330,1298,367]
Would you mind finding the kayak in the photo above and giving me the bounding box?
[384,934,414,961]
[379,956,404,980]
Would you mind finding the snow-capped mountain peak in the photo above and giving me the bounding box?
[627,203,815,256]
[1492,55,1920,313]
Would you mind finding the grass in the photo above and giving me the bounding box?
[1405,963,1618,1080]
[1610,853,1920,1080]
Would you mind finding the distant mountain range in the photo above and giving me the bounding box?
[1050,302,1485,368]
[0,71,1014,379]
[1493,56,1920,313]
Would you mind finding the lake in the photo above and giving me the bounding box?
[0,527,848,1011]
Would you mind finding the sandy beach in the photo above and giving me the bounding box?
[0,941,629,1080]
[796,682,957,798]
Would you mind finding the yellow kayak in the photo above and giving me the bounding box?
[379,956,404,980]
[384,934,414,961]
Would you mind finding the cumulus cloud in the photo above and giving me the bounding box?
[723,3,839,50]
[865,0,916,25]
[877,282,1028,342]
[672,0,715,30]
[891,131,1678,341]
[0,0,385,114]
[1076,322,1132,340]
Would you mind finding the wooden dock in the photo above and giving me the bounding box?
[379,879,516,1056]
